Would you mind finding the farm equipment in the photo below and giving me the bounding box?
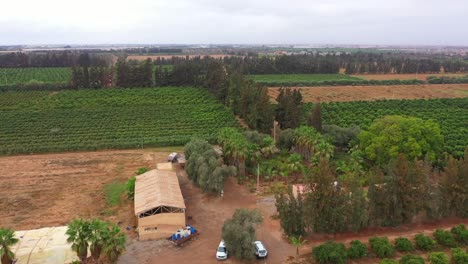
[168,225,199,246]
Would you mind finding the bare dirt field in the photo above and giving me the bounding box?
[0,148,182,231]
[268,84,468,103]
[127,54,236,61]
[351,73,467,81]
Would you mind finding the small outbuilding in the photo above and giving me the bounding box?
[134,169,186,240]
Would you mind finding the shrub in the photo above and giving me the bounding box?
[135,167,149,175]
[400,254,424,264]
[451,248,468,264]
[428,252,449,264]
[312,241,348,264]
[433,229,457,247]
[369,237,395,258]
[395,237,414,252]
[125,176,136,200]
[414,234,436,251]
[380,259,398,264]
[451,224,468,245]
[347,240,368,259]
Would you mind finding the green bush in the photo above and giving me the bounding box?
[369,237,395,258]
[395,237,414,252]
[135,167,149,175]
[451,248,468,264]
[414,234,436,251]
[312,241,348,264]
[380,259,398,264]
[347,240,368,259]
[125,176,136,200]
[433,229,457,247]
[400,254,424,264]
[104,181,126,206]
[451,224,468,245]
[428,252,449,264]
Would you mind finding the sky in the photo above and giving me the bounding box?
[1,0,467,46]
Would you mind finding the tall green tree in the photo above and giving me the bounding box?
[0,228,19,264]
[66,219,91,262]
[358,115,444,165]
[89,219,108,263]
[102,225,127,264]
[308,103,322,132]
[222,209,263,260]
[275,185,306,237]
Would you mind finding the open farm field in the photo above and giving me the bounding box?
[0,87,239,154]
[268,84,468,102]
[0,67,71,85]
[352,73,468,81]
[0,149,180,230]
[318,98,468,157]
[127,54,236,61]
[250,73,362,83]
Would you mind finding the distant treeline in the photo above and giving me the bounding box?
[0,51,112,68]
[153,53,468,74]
[123,48,183,54]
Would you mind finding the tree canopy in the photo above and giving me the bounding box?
[358,115,444,165]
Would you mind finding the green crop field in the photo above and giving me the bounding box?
[0,67,71,85]
[0,87,239,154]
[318,98,468,157]
[250,74,363,83]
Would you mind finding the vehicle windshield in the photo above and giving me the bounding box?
[259,250,266,254]
[217,247,226,253]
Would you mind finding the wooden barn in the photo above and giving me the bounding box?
[134,169,186,240]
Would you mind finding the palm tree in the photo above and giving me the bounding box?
[66,219,91,263]
[102,225,126,264]
[0,228,19,264]
[289,235,307,261]
[89,219,109,264]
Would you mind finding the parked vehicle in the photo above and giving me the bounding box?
[254,241,268,258]
[167,152,178,162]
[168,225,199,247]
[216,240,228,260]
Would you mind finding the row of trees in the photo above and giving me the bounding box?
[275,116,467,238]
[0,219,126,264]
[185,139,237,194]
[0,51,112,68]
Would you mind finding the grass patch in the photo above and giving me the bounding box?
[104,181,126,206]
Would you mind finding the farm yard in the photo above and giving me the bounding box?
[0,67,71,85]
[318,97,468,157]
[0,87,239,154]
[268,84,468,102]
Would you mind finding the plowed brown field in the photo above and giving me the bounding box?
[268,84,468,103]
[0,148,182,230]
[352,73,467,81]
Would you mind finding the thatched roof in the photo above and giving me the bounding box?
[134,169,186,216]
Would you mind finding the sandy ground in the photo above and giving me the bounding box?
[0,148,182,230]
[127,54,236,61]
[351,73,467,81]
[268,84,468,103]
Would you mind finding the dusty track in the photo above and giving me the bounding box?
[268,84,468,103]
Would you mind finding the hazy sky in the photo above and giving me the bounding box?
[1,0,467,45]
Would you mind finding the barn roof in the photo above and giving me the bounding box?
[134,169,186,216]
